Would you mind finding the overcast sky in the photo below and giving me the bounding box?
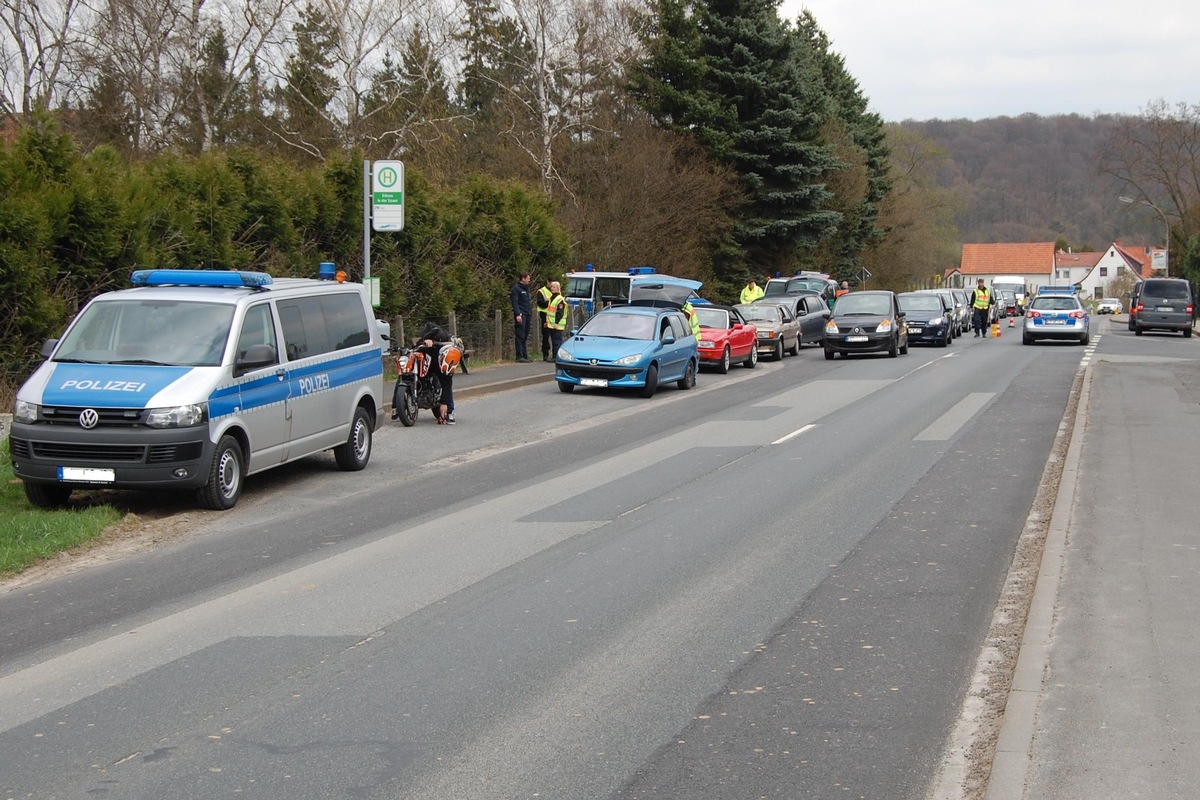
[777,0,1199,122]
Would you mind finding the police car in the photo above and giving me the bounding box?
[9,266,386,510]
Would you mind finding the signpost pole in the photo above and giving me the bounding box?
[363,160,372,281]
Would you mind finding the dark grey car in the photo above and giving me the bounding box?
[824,291,908,359]
[1132,278,1195,337]
[753,292,829,347]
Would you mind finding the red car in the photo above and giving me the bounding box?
[694,304,758,373]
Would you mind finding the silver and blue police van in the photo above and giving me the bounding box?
[9,267,386,510]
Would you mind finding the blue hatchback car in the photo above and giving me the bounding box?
[555,278,701,398]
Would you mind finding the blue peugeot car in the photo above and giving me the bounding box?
[555,277,701,398]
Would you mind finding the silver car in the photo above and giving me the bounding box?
[736,302,801,360]
[1023,292,1090,345]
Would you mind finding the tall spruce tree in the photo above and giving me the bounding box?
[633,0,840,283]
[791,10,890,282]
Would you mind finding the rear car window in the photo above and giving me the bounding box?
[1142,279,1190,300]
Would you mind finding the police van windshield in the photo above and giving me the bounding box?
[55,300,235,367]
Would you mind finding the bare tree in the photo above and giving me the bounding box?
[1100,99,1200,247]
[0,0,88,116]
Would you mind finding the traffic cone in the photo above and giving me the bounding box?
[991,322,1001,338]
[1008,315,1015,327]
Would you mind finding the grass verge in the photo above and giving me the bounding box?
[0,439,121,577]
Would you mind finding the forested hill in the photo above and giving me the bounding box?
[900,114,1138,250]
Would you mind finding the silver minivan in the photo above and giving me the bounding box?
[1132,278,1195,337]
[10,268,386,510]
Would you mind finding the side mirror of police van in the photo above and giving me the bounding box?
[235,344,278,376]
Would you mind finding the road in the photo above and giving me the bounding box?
[0,321,1096,799]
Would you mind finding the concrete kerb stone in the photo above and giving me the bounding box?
[982,363,1092,800]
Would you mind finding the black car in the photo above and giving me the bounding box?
[753,291,830,347]
[898,292,952,347]
[824,290,909,359]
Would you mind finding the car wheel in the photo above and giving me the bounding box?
[938,331,949,347]
[558,381,575,393]
[1135,326,1144,336]
[23,481,72,509]
[677,359,697,390]
[197,434,244,511]
[888,336,898,358]
[640,363,659,398]
[1184,327,1193,338]
[1023,334,1033,345]
[334,406,373,471]
[744,345,758,369]
[1079,333,1090,346]
[1128,318,1136,331]
[824,346,834,361]
[717,346,730,374]
[774,339,784,360]
[788,335,800,356]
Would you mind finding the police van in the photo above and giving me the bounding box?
[9,267,386,510]
[563,266,661,317]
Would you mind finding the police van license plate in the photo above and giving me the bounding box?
[581,378,608,387]
[59,466,115,483]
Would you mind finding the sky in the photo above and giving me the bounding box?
[777,0,1200,122]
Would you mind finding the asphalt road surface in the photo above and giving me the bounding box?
[0,324,1092,799]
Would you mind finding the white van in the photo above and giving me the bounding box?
[9,268,386,510]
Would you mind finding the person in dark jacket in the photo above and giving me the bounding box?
[510,272,534,362]
[418,321,456,424]
[535,277,554,361]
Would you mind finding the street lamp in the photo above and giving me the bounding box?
[1119,195,1170,277]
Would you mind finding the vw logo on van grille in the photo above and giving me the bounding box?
[78,408,99,429]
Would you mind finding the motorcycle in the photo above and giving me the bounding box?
[391,338,464,427]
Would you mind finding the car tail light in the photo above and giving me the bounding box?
[1188,305,1195,315]
[1028,310,1041,318]
[1069,310,1086,319]
[1135,303,1144,313]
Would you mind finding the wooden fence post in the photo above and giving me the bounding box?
[494,309,504,361]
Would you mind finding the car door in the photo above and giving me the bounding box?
[780,306,800,349]
[661,313,691,379]
[800,296,829,343]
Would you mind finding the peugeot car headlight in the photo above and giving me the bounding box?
[614,353,643,366]
[146,403,208,429]
[557,347,575,362]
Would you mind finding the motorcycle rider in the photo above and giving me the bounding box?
[418,321,456,424]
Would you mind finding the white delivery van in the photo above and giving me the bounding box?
[9,268,386,510]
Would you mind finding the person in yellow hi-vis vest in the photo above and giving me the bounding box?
[740,278,764,304]
[682,300,701,338]
[545,281,568,359]
[535,279,554,361]
[969,278,993,338]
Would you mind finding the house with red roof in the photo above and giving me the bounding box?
[1077,242,1159,301]
[944,242,1056,291]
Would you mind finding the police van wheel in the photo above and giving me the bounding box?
[335,407,373,471]
[24,481,72,509]
[198,435,244,511]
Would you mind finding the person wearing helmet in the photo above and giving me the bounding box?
[418,321,456,424]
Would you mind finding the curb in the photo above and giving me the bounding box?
[983,364,1092,799]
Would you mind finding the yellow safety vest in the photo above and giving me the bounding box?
[546,294,567,330]
[972,288,990,309]
[536,285,553,312]
[740,285,764,304]
[683,302,701,337]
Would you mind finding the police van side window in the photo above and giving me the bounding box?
[236,304,279,365]
[278,298,332,360]
[321,293,370,349]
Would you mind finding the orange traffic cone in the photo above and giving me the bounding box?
[991,322,1001,338]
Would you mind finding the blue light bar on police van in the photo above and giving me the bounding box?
[627,266,657,275]
[130,269,274,288]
